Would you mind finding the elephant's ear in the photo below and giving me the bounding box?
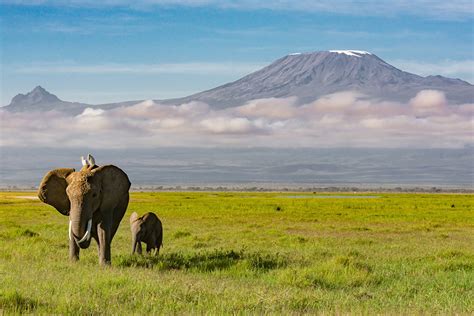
[92,165,131,197]
[38,168,75,215]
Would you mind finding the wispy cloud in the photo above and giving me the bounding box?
[39,19,154,35]
[13,61,267,75]
[4,0,474,20]
[1,90,472,149]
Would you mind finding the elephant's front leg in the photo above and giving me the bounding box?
[69,237,80,261]
[131,235,140,254]
[97,222,111,265]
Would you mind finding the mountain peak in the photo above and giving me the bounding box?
[8,85,61,107]
[328,50,372,57]
[4,85,94,114]
[31,85,47,93]
[287,50,373,58]
[28,85,57,98]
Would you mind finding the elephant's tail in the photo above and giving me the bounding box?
[158,230,163,249]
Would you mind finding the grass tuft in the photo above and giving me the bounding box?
[0,290,39,312]
[116,249,243,272]
[173,230,191,239]
[18,228,40,237]
[442,262,473,272]
[247,253,287,271]
[116,250,289,273]
[1,227,40,239]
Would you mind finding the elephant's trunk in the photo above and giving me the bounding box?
[70,217,92,248]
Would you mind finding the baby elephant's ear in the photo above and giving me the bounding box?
[38,168,75,215]
[130,212,139,224]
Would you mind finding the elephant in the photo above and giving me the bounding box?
[130,212,163,255]
[38,154,131,265]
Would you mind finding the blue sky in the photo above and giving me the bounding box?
[1,0,473,105]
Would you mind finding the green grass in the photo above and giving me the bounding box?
[0,191,473,314]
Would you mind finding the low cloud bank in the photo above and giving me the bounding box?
[1,90,472,148]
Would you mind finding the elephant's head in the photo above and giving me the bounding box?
[38,155,129,249]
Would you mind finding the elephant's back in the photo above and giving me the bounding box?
[143,212,162,229]
[100,165,131,194]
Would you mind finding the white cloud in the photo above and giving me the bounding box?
[77,107,105,117]
[1,90,472,149]
[200,117,257,134]
[409,90,447,115]
[235,97,298,119]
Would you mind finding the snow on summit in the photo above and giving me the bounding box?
[329,50,372,57]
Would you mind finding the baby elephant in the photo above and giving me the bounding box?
[130,212,163,255]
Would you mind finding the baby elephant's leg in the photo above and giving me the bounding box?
[148,234,159,256]
[146,243,153,254]
[136,241,143,255]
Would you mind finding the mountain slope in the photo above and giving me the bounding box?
[163,50,473,107]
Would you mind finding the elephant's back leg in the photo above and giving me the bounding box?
[110,193,130,240]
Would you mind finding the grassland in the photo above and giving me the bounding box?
[0,191,473,314]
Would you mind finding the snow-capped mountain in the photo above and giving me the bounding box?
[4,50,473,114]
[165,50,473,107]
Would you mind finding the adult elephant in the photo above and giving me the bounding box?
[38,154,131,265]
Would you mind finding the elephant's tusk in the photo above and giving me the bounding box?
[69,220,72,241]
[77,219,92,244]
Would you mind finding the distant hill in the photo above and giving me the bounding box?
[4,50,473,114]
[4,86,92,114]
[3,86,139,115]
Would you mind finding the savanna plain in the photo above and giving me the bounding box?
[0,191,473,314]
